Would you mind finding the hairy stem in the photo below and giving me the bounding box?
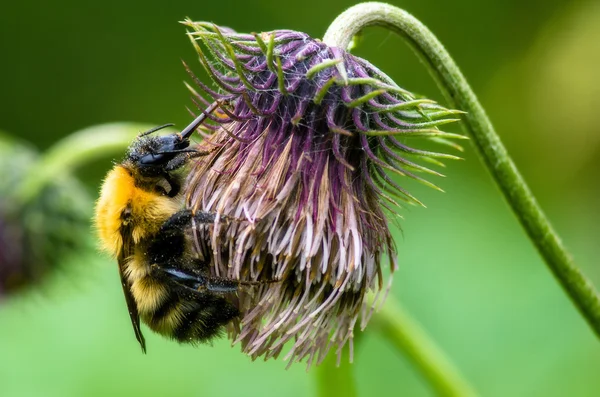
[324,2,600,337]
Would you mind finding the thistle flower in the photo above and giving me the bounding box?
[182,22,464,367]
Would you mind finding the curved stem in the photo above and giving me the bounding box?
[374,299,478,397]
[315,298,477,397]
[324,2,600,338]
[316,340,358,397]
[15,123,168,205]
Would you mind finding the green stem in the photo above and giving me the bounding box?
[316,341,358,397]
[315,298,477,397]
[15,123,166,205]
[374,299,478,397]
[323,2,600,338]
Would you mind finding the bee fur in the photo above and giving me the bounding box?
[94,101,245,352]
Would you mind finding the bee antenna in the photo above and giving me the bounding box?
[139,123,175,137]
[179,100,224,140]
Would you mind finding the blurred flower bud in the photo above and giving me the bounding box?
[0,136,91,296]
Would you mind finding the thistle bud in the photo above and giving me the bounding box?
[0,137,90,296]
[183,22,463,367]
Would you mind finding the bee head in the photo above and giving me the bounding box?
[125,124,193,177]
[125,101,225,177]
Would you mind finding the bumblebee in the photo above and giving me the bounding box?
[94,101,244,352]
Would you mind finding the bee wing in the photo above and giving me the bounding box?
[118,230,147,353]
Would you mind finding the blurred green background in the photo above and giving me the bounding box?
[1,0,599,396]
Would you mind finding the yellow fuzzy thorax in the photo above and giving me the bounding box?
[94,165,181,256]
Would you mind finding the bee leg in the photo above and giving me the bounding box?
[159,209,223,231]
[195,274,275,292]
[159,267,208,289]
[164,155,188,172]
[160,267,239,294]
[204,276,241,293]
[162,173,181,197]
[150,209,269,291]
[164,147,217,173]
[148,210,224,273]
[148,210,207,267]
[160,265,277,293]
[156,210,216,236]
[160,209,254,235]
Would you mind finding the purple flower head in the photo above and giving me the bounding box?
[182,21,464,367]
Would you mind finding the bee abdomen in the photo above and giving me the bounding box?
[130,275,168,314]
[167,292,239,343]
[141,290,182,335]
[141,285,239,344]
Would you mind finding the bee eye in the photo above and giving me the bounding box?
[139,152,167,166]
